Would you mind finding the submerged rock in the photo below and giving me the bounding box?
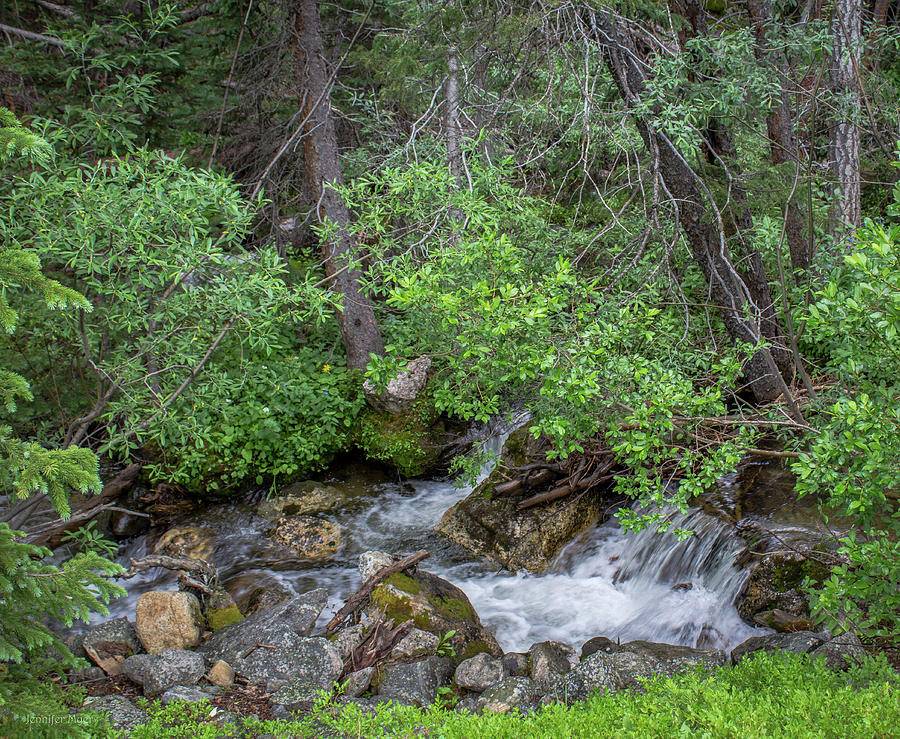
[359,551,501,660]
[435,427,604,573]
[135,591,204,654]
[154,525,215,560]
[268,516,340,559]
[257,481,350,519]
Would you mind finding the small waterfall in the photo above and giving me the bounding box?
[453,504,764,652]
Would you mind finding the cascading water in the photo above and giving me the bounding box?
[98,413,767,652]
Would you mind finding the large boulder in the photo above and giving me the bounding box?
[359,552,501,660]
[374,655,453,707]
[810,633,867,670]
[268,516,341,559]
[233,637,342,689]
[257,481,351,520]
[730,630,829,664]
[123,649,206,698]
[435,427,604,573]
[135,591,204,654]
[199,588,327,665]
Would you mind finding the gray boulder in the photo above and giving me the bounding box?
[363,356,431,415]
[375,656,454,707]
[617,640,726,675]
[270,679,326,712]
[810,633,867,670]
[358,551,394,581]
[501,652,530,676]
[730,630,829,664]
[454,652,508,692]
[199,588,327,664]
[476,677,539,714]
[232,637,342,688]
[83,617,142,656]
[341,667,375,698]
[392,628,440,659]
[83,695,148,732]
[123,649,206,697]
[529,641,578,690]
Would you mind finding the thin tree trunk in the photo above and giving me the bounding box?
[445,44,463,189]
[747,0,811,273]
[293,0,384,370]
[594,10,796,409]
[829,0,862,236]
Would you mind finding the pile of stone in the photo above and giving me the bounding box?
[74,551,867,734]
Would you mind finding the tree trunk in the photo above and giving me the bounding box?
[747,0,811,273]
[445,43,463,189]
[594,10,795,407]
[293,0,384,370]
[829,0,862,236]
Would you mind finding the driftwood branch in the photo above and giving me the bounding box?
[326,550,429,632]
[0,23,66,48]
[344,612,413,674]
[122,553,217,582]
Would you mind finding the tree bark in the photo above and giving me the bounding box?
[445,44,464,189]
[594,10,795,408]
[293,0,384,370]
[747,0,811,273]
[829,0,862,237]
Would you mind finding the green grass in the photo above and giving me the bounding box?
[18,651,897,738]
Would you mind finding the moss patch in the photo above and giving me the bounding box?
[355,396,440,477]
[207,603,244,631]
[460,640,492,662]
[384,573,423,595]
[371,585,416,626]
[430,595,475,622]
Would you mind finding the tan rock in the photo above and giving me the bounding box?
[269,516,340,559]
[207,660,235,688]
[154,525,215,561]
[135,591,203,654]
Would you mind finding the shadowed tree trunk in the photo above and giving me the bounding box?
[593,9,796,409]
[830,0,862,236]
[747,0,811,273]
[293,0,384,370]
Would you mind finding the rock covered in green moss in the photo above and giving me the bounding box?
[205,590,244,631]
[359,551,502,660]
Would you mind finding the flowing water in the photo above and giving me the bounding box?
[100,415,769,653]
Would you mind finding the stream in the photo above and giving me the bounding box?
[95,419,806,654]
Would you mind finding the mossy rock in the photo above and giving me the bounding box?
[355,396,443,477]
[737,553,831,624]
[367,567,501,662]
[205,590,244,631]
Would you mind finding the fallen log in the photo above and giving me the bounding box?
[326,550,429,632]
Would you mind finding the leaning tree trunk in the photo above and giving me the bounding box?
[747,0,811,273]
[293,0,384,370]
[829,0,862,237]
[594,10,796,409]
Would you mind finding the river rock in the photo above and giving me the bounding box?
[82,617,142,675]
[529,641,578,689]
[502,652,530,676]
[730,630,829,664]
[123,650,206,698]
[233,637,342,688]
[736,552,828,626]
[199,588,327,664]
[154,525,215,560]
[332,624,366,660]
[135,591,204,654]
[363,356,431,415]
[359,551,394,581]
[83,695,148,732]
[753,609,814,633]
[810,633,867,670]
[475,677,539,714]
[258,481,349,520]
[269,516,340,559]
[435,427,604,573]
[207,660,235,688]
[454,652,508,692]
[392,628,440,659]
[375,655,453,707]
[342,666,375,698]
[614,640,727,674]
[361,552,502,660]
[228,572,293,616]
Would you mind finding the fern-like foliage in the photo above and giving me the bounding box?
[0,107,52,166]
